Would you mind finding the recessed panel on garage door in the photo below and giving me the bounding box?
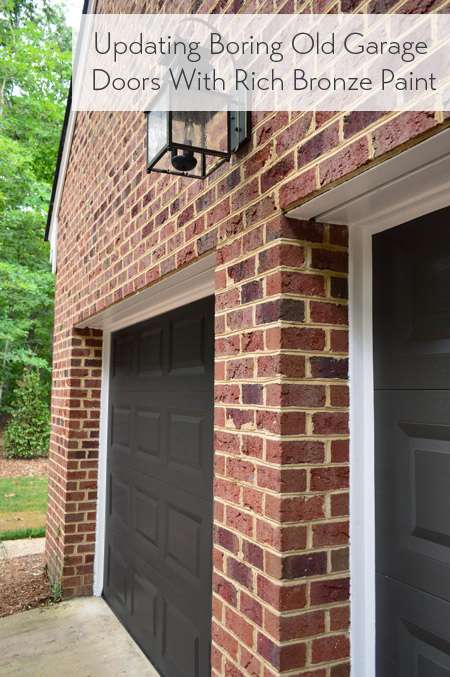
[104,296,214,677]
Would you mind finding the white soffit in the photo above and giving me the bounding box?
[76,254,216,333]
[286,127,450,231]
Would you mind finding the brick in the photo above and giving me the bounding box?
[310,301,348,326]
[213,573,238,607]
[331,493,350,517]
[266,271,325,297]
[225,606,254,648]
[227,557,253,590]
[258,244,304,273]
[212,621,239,661]
[242,487,264,514]
[265,383,326,408]
[265,216,324,244]
[331,440,349,463]
[226,506,254,538]
[279,168,317,208]
[226,457,255,483]
[240,591,263,626]
[330,604,350,631]
[239,646,263,676]
[242,384,263,405]
[312,412,349,435]
[256,410,306,435]
[298,123,340,167]
[311,634,350,664]
[319,137,370,187]
[330,664,351,677]
[312,521,350,547]
[311,248,348,273]
[310,577,350,606]
[257,575,307,611]
[265,495,324,523]
[310,468,349,492]
[258,634,307,671]
[310,357,348,380]
[343,111,384,138]
[241,279,264,304]
[275,113,313,155]
[266,609,325,641]
[214,526,239,554]
[226,408,255,431]
[373,112,436,158]
[331,547,350,573]
[261,153,295,193]
[283,552,328,580]
[266,439,325,464]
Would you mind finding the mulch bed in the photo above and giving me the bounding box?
[0,456,48,479]
[0,453,51,618]
[0,553,51,618]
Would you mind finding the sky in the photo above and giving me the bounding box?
[64,0,84,29]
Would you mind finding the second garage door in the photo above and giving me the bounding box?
[373,208,450,676]
[103,296,214,677]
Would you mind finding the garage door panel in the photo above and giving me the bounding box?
[137,323,165,378]
[104,540,130,613]
[164,491,212,595]
[376,574,450,677]
[164,392,214,499]
[105,296,214,675]
[112,332,134,379]
[108,472,130,529]
[161,595,202,677]
[109,402,132,452]
[133,484,160,552]
[125,551,210,677]
[129,468,212,603]
[169,312,207,374]
[375,390,450,601]
[136,404,162,460]
[373,207,450,390]
[130,568,158,642]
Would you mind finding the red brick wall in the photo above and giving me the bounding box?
[46,0,450,674]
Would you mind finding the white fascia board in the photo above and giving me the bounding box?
[76,253,216,333]
[47,111,77,273]
[47,0,96,272]
[286,127,450,231]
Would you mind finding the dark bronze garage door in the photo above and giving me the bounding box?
[104,296,214,677]
[373,207,450,676]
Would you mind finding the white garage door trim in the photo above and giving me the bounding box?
[286,127,450,677]
[75,254,216,597]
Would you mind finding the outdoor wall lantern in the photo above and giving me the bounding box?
[145,37,251,179]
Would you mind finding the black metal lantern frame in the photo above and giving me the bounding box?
[145,18,252,181]
[145,85,251,179]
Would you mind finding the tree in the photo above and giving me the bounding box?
[3,368,51,457]
[0,0,71,416]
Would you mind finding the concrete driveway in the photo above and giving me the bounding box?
[0,597,159,676]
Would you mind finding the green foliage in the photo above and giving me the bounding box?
[0,0,71,414]
[3,370,51,457]
[0,525,45,541]
[50,574,63,603]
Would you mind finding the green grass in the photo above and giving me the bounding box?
[0,525,45,541]
[0,476,48,514]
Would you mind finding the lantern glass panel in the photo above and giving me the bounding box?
[171,109,229,157]
[146,89,169,169]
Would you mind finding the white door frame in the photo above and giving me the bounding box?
[286,127,450,677]
[76,254,216,597]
